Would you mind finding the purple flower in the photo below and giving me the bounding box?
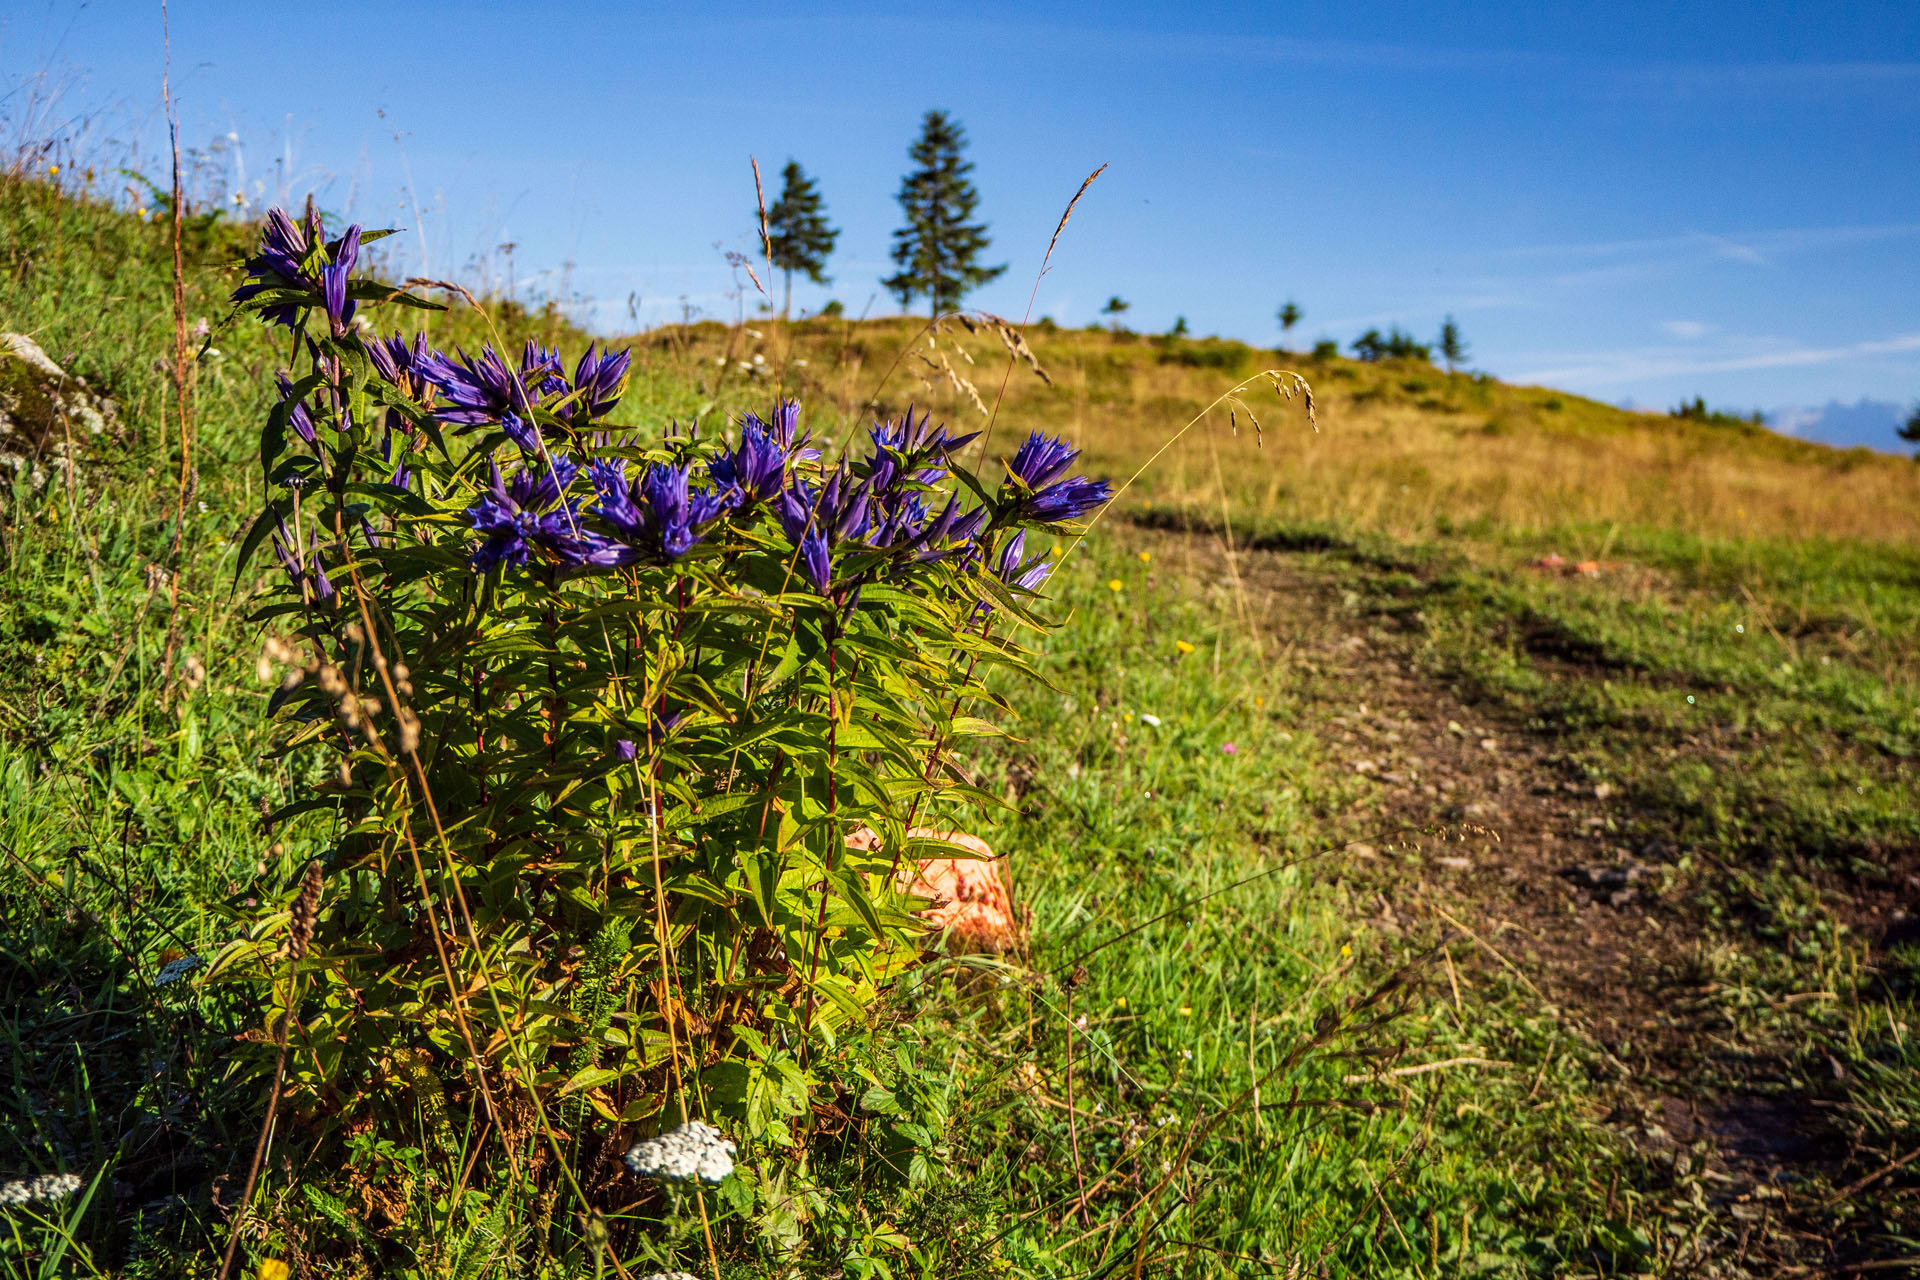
[907,495,986,563]
[870,409,978,469]
[367,331,435,396]
[776,479,817,545]
[818,468,872,543]
[709,417,789,509]
[634,708,690,748]
[502,414,542,455]
[319,225,360,332]
[276,374,317,446]
[614,739,639,762]
[467,456,629,571]
[271,515,334,602]
[1018,475,1112,524]
[570,344,632,421]
[232,208,312,328]
[522,341,568,399]
[1000,431,1112,523]
[994,531,1055,594]
[418,345,532,428]
[872,490,929,548]
[775,466,871,548]
[589,459,726,562]
[1007,432,1080,490]
[798,527,832,590]
[233,207,361,332]
[761,400,817,455]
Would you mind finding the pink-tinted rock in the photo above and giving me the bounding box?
[846,826,1018,952]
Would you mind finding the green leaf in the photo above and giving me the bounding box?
[232,497,291,589]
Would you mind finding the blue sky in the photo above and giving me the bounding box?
[6,0,1919,417]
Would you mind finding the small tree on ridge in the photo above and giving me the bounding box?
[763,160,838,317]
[1437,315,1468,372]
[1277,300,1302,347]
[884,110,1005,315]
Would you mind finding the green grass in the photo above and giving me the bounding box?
[913,534,1656,1277]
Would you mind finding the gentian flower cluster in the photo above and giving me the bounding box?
[233,206,360,334]
[272,516,335,603]
[1003,431,1113,524]
[230,207,1115,625]
[589,458,729,563]
[467,456,621,571]
[225,206,1146,1221]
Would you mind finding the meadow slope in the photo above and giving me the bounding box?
[0,176,1915,1277]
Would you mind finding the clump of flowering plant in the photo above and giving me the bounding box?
[214,207,1108,1235]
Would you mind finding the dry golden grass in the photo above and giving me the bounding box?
[626,316,1920,549]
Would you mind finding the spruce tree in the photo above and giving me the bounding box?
[763,160,838,317]
[884,110,1005,315]
[1437,315,1469,371]
[1277,300,1302,347]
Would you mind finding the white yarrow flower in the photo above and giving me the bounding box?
[154,955,205,986]
[623,1120,735,1183]
[0,1172,84,1206]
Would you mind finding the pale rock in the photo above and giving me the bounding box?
[0,333,117,487]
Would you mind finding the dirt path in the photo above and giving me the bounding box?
[1186,532,1906,1275]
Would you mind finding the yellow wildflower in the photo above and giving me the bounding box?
[1107,578,1123,593]
[1175,640,1196,655]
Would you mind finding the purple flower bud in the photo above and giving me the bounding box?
[1017,476,1113,524]
[319,224,360,331]
[571,344,632,420]
[799,528,832,591]
[1007,432,1080,490]
[276,374,317,446]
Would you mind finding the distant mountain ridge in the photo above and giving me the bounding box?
[1769,398,1911,453]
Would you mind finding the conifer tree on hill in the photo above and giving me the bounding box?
[1277,300,1302,346]
[762,160,838,318]
[1437,315,1469,372]
[884,110,1005,315]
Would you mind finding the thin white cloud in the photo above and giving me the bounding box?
[1512,332,1920,389]
[1489,222,1920,263]
[1660,320,1714,340]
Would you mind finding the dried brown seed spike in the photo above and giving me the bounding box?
[288,860,323,961]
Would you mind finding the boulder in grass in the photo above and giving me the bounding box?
[896,829,1019,953]
[845,825,1020,952]
[0,333,117,486]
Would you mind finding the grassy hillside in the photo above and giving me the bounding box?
[625,315,1920,546]
[0,173,1915,1278]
